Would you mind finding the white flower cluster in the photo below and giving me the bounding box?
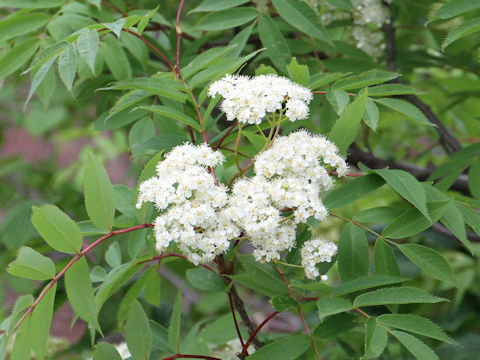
[301,238,338,280]
[136,144,240,265]
[352,0,390,28]
[208,74,312,124]
[225,130,347,263]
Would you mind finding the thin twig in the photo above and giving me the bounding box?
[214,121,238,150]
[239,311,279,357]
[136,253,216,273]
[13,223,154,333]
[161,354,221,360]
[175,0,186,78]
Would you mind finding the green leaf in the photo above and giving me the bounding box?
[326,89,350,115]
[84,153,115,231]
[102,77,187,102]
[117,267,151,327]
[228,24,254,57]
[337,223,369,282]
[373,98,432,126]
[243,130,267,151]
[354,206,405,224]
[126,300,152,360]
[258,14,291,74]
[103,18,126,38]
[186,267,226,291]
[189,0,249,13]
[25,54,57,106]
[430,0,480,21]
[92,342,122,360]
[136,105,202,132]
[65,257,101,333]
[105,242,121,268]
[324,0,354,10]
[378,314,459,345]
[286,57,309,86]
[468,157,480,200]
[317,297,353,319]
[30,282,56,360]
[168,287,183,353]
[143,267,161,306]
[11,315,31,360]
[32,204,83,254]
[181,45,238,79]
[328,89,368,154]
[0,13,48,43]
[0,38,40,79]
[367,84,424,97]
[353,287,448,307]
[440,200,472,253]
[196,7,258,31]
[0,0,62,7]
[7,246,55,281]
[102,34,131,80]
[324,174,384,209]
[391,331,439,360]
[108,90,150,118]
[374,238,401,276]
[383,201,450,238]
[188,49,261,88]
[114,184,143,222]
[247,334,310,360]
[137,7,158,35]
[272,0,331,44]
[310,72,347,89]
[396,244,457,286]
[138,151,164,186]
[58,44,77,91]
[76,29,99,74]
[333,70,398,91]
[269,295,298,312]
[237,254,287,295]
[365,318,388,359]
[150,320,171,352]
[363,97,379,130]
[374,169,429,220]
[313,313,356,338]
[332,275,405,297]
[443,17,480,49]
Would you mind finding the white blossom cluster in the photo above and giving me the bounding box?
[301,238,338,280]
[225,130,347,264]
[208,74,312,124]
[136,143,240,265]
[352,0,390,27]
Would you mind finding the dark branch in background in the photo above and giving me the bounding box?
[383,6,462,154]
[216,255,262,349]
[347,143,469,194]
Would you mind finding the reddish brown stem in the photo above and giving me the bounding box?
[137,253,216,273]
[161,354,221,360]
[175,0,186,78]
[214,122,238,150]
[240,311,279,356]
[13,223,154,333]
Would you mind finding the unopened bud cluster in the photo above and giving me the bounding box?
[208,74,312,124]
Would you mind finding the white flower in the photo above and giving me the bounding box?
[137,144,240,264]
[208,74,312,124]
[301,238,338,280]
[225,130,347,263]
[210,339,255,360]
